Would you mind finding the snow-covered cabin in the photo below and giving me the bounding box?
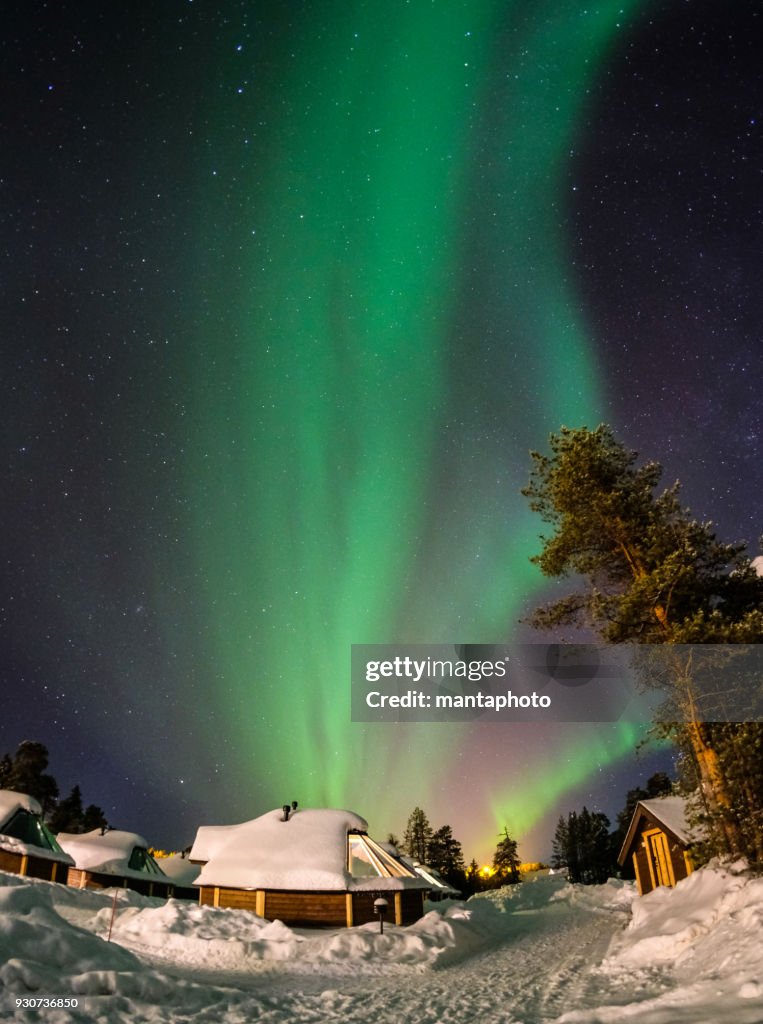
[0,789,74,882]
[57,828,173,898]
[618,796,696,895]
[190,806,431,926]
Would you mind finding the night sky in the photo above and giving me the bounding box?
[1,0,760,863]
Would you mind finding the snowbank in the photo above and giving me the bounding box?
[472,873,635,915]
[560,862,763,1023]
[107,890,512,968]
[607,859,754,965]
[0,873,150,999]
[0,864,760,1023]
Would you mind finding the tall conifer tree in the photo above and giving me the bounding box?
[524,425,763,862]
[402,807,433,863]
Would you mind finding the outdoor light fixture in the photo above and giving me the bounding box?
[374,897,388,933]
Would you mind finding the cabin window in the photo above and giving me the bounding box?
[348,834,379,877]
[1,809,64,853]
[347,832,418,879]
[127,847,164,875]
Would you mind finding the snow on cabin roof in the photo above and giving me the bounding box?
[194,807,427,891]
[189,822,244,865]
[637,796,694,844]
[0,789,43,828]
[56,828,166,880]
[195,807,367,890]
[159,854,200,887]
[0,789,74,864]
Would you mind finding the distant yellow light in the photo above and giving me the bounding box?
[480,865,494,877]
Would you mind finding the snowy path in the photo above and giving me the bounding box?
[4,868,763,1024]
[115,899,652,1024]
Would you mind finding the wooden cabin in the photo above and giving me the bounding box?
[618,796,695,896]
[190,806,430,927]
[57,828,175,898]
[0,789,74,882]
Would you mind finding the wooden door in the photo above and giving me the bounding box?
[645,829,675,888]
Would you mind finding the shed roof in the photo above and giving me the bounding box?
[618,795,695,866]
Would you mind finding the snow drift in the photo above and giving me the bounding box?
[0,863,760,1023]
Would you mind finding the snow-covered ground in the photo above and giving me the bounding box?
[1,864,761,1023]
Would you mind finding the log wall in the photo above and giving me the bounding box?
[197,886,427,927]
[0,847,65,882]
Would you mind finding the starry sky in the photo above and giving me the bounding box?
[1,0,761,863]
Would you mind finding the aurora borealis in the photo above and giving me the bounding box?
[2,1,761,861]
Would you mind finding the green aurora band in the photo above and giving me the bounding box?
[182,0,648,851]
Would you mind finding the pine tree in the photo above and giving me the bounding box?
[493,827,521,884]
[576,807,612,883]
[48,785,85,833]
[402,807,433,864]
[466,858,480,877]
[462,858,483,896]
[617,771,671,821]
[5,741,59,816]
[645,772,673,798]
[551,815,568,871]
[427,824,467,888]
[81,803,108,832]
[522,426,761,643]
[523,425,763,862]
[552,807,613,883]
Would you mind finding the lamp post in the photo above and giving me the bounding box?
[373,897,388,934]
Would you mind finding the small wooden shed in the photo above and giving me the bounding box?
[57,828,174,898]
[618,796,695,896]
[190,806,430,927]
[0,789,74,882]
